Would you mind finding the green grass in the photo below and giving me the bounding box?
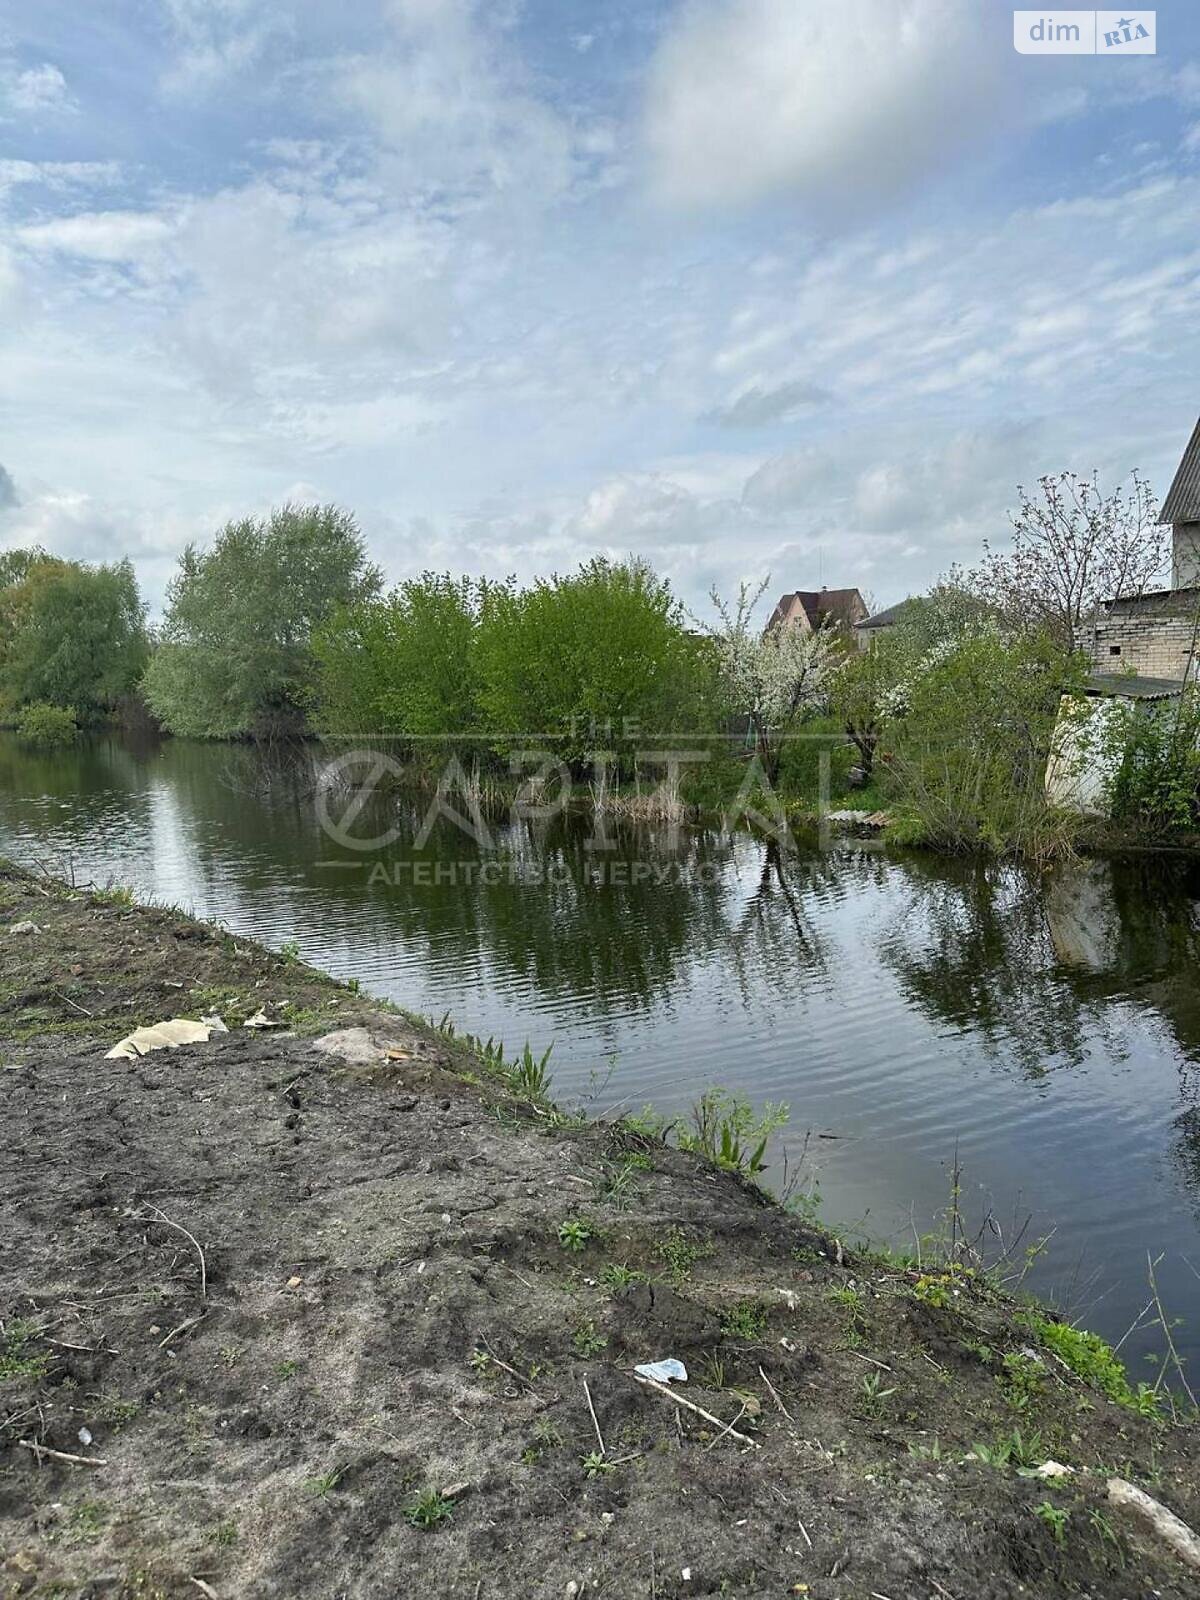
[653,1226,711,1284]
[0,1319,50,1383]
[720,1302,768,1341]
[572,1318,608,1356]
[599,1262,644,1290]
[405,1488,453,1528]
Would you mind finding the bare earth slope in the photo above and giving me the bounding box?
[1,862,1197,1599]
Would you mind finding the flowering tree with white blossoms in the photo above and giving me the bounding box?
[701,576,841,785]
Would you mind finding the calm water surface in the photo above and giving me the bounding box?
[3,733,1199,1368]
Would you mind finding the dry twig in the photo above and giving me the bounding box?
[757,1364,794,1423]
[634,1374,758,1448]
[135,1205,208,1301]
[583,1379,605,1457]
[17,1439,108,1468]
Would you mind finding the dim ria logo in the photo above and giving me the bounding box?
[1014,11,1155,54]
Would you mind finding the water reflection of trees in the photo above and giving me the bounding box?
[878,853,1200,1073]
[877,850,1200,1226]
[875,856,1112,1072]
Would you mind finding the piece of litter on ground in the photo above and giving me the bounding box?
[105,1017,226,1060]
[681,1568,691,1581]
[244,1008,284,1029]
[311,1027,387,1064]
[1035,1460,1074,1478]
[9,921,40,936]
[634,1358,688,1384]
[199,1014,228,1033]
[286,1275,303,1289]
[77,1427,93,1447]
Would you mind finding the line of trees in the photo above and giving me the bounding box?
[2,464,1191,848]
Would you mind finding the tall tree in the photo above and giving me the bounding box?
[473,557,710,771]
[0,555,147,722]
[966,470,1167,646]
[143,504,381,738]
[314,573,484,742]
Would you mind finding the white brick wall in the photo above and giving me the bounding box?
[1077,613,1199,679]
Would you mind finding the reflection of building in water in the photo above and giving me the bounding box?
[1044,859,1122,972]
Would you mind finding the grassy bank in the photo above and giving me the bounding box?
[1,861,1198,1598]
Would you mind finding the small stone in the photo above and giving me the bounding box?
[286,1275,303,1289]
[9,921,39,936]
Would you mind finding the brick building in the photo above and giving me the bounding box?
[1076,416,1200,683]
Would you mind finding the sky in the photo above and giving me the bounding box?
[1,0,1200,617]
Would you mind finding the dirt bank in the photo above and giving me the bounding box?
[1,861,1197,1599]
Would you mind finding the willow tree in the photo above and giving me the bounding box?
[143,504,380,739]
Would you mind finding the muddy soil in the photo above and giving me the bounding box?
[1,861,1198,1599]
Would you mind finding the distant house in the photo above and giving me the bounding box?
[766,587,868,639]
[853,599,912,650]
[1076,414,1200,682]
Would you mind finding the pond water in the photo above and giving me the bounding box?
[3,732,1199,1372]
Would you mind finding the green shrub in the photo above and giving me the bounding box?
[678,1088,788,1178]
[884,624,1081,858]
[1106,692,1200,834]
[16,701,78,748]
[1032,1317,1159,1416]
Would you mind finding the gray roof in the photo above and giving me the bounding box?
[1084,672,1184,701]
[1162,415,1200,523]
[1101,585,1200,616]
[857,600,910,630]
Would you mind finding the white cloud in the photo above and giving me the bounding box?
[643,0,1007,214]
[18,211,177,264]
[0,159,122,198]
[1,61,75,118]
[338,0,584,207]
[0,242,21,313]
[567,474,736,547]
[742,447,838,514]
[0,463,17,510]
[158,0,284,95]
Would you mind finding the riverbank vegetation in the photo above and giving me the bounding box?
[2,862,1198,1596]
[1,462,1195,856]
[0,548,148,739]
